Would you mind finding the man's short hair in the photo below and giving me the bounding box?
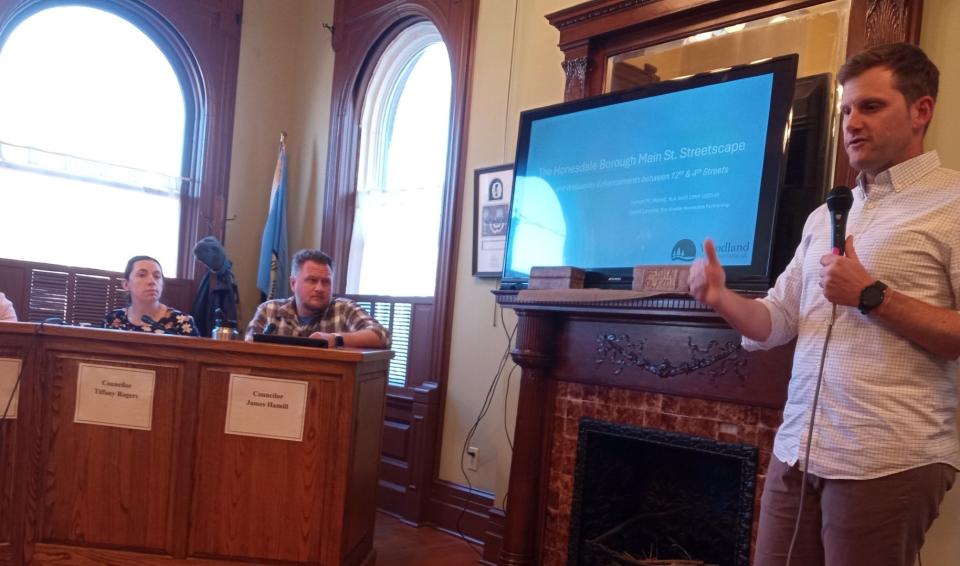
[838,42,939,103]
[291,249,334,275]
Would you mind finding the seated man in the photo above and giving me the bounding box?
[245,249,390,348]
[0,291,16,322]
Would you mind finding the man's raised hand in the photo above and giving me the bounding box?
[688,238,727,307]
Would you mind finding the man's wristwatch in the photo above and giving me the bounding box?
[333,333,345,348]
[858,280,888,314]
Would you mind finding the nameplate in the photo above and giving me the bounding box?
[0,358,22,419]
[74,363,156,431]
[225,374,308,442]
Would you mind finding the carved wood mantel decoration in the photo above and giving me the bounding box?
[596,334,746,379]
[496,293,793,566]
[561,56,590,100]
[866,0,916,45]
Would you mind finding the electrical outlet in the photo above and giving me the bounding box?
[466,446,479,471]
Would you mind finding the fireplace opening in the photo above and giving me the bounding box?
[567,418,757,566]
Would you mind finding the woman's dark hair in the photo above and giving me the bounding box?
[123,255,163,279]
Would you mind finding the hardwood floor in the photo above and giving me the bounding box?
[374,511,482,565]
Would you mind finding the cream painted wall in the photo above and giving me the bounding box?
[439,0,579,505]
[916,3,959,564]
[227,0,574,503]
[226,0,335,324]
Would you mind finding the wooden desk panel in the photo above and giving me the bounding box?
[189,368,342,563]
[41,354,181,552]
[0,323,391,566]
[342,372,388,563]
[0,330,33,555]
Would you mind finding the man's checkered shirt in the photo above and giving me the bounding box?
[744,151,960,479]
[245,297,391,348]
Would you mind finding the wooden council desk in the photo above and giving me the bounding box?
[0,322,392,566]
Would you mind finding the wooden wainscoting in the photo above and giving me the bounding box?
[424,480,506,563]
[378,382,442,523]
[344,295,445,526]
[340,295,508,559]
[0,258,193,324]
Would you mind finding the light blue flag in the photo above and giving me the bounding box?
[257,137,290,301]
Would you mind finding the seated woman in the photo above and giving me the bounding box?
[104,255,199,336]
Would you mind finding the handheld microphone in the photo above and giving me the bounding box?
[826,186,854,255]
[263,322,277,335]
[140,314,167,333]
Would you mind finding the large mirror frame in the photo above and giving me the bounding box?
[546,0,923,187]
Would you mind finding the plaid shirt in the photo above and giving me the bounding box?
[244,297,391,348]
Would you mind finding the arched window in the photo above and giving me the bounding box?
[346,22,451,297]
[0,4,190,275]
[323,0,476,526]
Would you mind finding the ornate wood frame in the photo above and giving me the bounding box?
[546,0,923,187]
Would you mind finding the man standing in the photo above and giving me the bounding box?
[689,43,959,566]
[245,249,390,348]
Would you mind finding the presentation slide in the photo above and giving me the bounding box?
[507,73,774,276]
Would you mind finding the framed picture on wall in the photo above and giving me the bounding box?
[473,163,514,278]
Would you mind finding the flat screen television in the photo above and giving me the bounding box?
[501,54,799,291]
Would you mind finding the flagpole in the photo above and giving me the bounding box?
[257,131,291,302]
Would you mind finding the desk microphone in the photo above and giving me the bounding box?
[826,186,853,255]
[141,314,167,333]
[263,323,278,335]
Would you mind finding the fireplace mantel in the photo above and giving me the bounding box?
[495,291,793,565]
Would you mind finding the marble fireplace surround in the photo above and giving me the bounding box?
[495,292,793,566]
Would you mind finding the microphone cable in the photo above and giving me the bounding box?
[783,184,854,565]
[784,302,838,566]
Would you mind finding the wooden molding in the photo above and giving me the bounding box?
[561,56,590,101]
[481,506,507,565]
[544,0,924,190]
[377,381,443,524]
[324,0,480,532]
[426,479,496,544]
